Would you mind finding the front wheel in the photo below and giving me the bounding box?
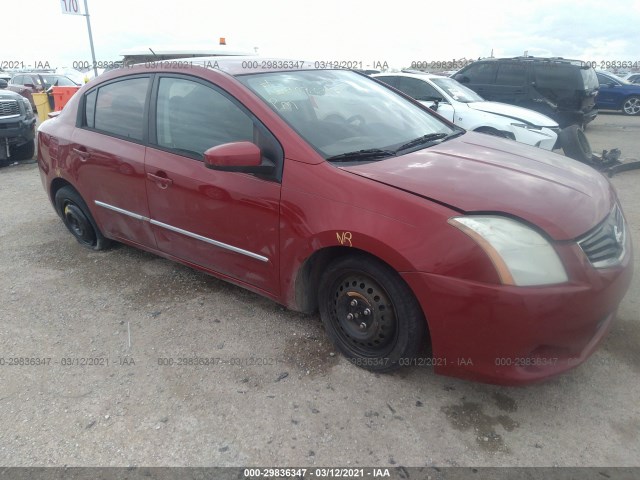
[622,96,640,116]
[318,255,426,372]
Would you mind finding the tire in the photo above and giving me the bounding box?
[54,186,111,250]
[318,254,426,372]
[559,124,592,163]
[622,96,640,116]
[10,140,35,161]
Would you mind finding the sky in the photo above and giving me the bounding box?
[2,0,640,71]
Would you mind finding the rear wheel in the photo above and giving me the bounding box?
[54,186,111,250]
[622,96,640,116]
[318,255,426,372]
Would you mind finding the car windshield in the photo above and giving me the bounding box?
[238,70,456,159]
[430,77,485,103]
[602,73,631,85]
[42,75,78,88]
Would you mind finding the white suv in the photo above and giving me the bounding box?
[373,72,559,150]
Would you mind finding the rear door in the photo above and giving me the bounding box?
[144,74,282,295]
[493,63,529,105]
[71,75,157,248]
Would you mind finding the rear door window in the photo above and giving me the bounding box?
[89,77,150,141]
[496,64,527,86]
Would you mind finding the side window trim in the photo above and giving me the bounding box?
[148,73,284,182]
[76,74,152,145]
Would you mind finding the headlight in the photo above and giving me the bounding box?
[448,216,568,286]
[21,97,33,116]
[511,123,542,131]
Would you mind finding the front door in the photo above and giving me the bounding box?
[144,75,282,295]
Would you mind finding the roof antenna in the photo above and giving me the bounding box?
[149,48,157,57]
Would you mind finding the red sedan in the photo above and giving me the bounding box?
[37,58,633,385]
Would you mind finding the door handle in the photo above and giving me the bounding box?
[147,172,173,189]
[72,147,91,161]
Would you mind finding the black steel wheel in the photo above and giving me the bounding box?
[319,255,426,372]
[54,186,111,250]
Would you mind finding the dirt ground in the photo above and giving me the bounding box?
[0,113,638,468]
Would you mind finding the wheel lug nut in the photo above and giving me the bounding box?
[363,308,371,316]
[350,299,358,307]
[346,313,354,321]
[359,322,367,330]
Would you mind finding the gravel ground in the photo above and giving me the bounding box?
[0,113,638,468]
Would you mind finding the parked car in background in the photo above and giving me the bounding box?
[454,57,599,128]
[595,70,640,116]
[623,73,640,84]
[0,82,36,165]
[8,73,79,110]
[374,71,559,150]
[37,58,632,385]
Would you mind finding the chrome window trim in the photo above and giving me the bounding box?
[94,200,268,263]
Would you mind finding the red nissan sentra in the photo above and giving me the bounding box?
[37,58,633,385]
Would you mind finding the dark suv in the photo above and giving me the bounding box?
[454,57,599,128]
[0,80,37,165]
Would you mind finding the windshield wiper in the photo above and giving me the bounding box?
[394,133,448,153]
[440,130,465,142]
[326,148,396,162]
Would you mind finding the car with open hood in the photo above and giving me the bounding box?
[37,58,633,385]
[373,71,560,150]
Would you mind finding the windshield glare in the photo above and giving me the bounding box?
[239,70,455,158]
[430,77,485,103]
[42,75,77,87]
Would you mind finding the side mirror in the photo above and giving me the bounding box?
[607,82,616,88]
[455,74,470,84]
[0,79,7,89]
[204,141,274,174]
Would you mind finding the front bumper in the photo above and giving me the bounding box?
[511,125,558,150]
[0,117,36,145]
[402,242,633,385]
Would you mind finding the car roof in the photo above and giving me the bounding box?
[164,56,329,75]
[471,56,586,67]
[373,71,442,80]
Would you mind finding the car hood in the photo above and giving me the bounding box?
[466,101,558,127]
[342,132,613,240]
[0,89,24,100]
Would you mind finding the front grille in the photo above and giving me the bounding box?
[0,99,20,117]
[578,204,626,268]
